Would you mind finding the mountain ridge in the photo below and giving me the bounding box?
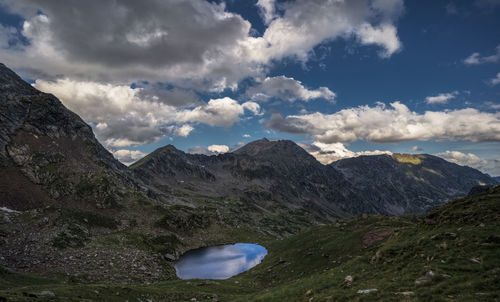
[132,138,496,217]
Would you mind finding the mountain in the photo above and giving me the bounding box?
[331,153,496,214]
[131,138,359,231]
[0,63,134,211]
[493,176,500,183]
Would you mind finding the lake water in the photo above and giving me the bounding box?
[174,243,267,279]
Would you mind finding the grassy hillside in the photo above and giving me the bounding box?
[1,185,499,301]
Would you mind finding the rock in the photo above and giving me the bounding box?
[344,275,353,283]
[305,289,313,297]
[38,290,55,297]
[437,241,447,249]
[357,289,377,294]
[470,257,481,264]
[415,270,434,284]
[396,291,414,296]
[163,253,176,261]
[362,229,394,247]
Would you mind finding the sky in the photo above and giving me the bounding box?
[0,0,499,175]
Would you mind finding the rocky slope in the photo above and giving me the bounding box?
[0,63,134,211]
[331,153,496,215]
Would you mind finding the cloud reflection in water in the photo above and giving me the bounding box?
[174,243,267,279]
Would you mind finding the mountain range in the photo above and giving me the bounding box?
[131,138,495,219]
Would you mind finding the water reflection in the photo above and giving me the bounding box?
[174,243,267,279]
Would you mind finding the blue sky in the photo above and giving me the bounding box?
[0,0,499,174]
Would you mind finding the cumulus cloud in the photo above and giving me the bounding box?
[136,84,200,108]
[240,0,404,64]
[490,72,500,85]
[464,45,500,65]
[188,144,229,155]
[176,97,261,127]
[243,134,251,138]
[356,23,402,58]
[112,149,147,166]
[33,79,260,148]
[426,91,458,104]
[246,76,335,102]
[299,141,392,164]
[256,0,277,24]
[267,102,500,143]
[435,150,500,176]
[0,0,405,91]
[207,145,230,153]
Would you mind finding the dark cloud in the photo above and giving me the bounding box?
[13,0,248,68]
[136,83,200,108]
[265,113,316,134]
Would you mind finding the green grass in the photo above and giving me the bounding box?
[1,186,499,301]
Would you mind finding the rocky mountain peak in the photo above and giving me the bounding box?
[0,63,38,95]
[234,138,314,161]
[0,63,130,210]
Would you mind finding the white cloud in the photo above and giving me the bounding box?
[267,102,500,143]
[464,45,500,65]
[356,23,402,58]
[207,144,230,153]
[490,72,500,85]
[299,141,392,165]
[173,124,194,137]
[240,0,404,64]
[256,0,276,24]
[425,91,458,104]
[435,150,500,176]
[176,97,261,127]
[33,79,260,148]
[112,149,146,166]
[246,76,335,102]
[243,134,251,138]
[188,144,229,155]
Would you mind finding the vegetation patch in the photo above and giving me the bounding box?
[393,153,424,165]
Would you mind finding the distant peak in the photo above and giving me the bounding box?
[153,144,183,154]
[233,137,307,157]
